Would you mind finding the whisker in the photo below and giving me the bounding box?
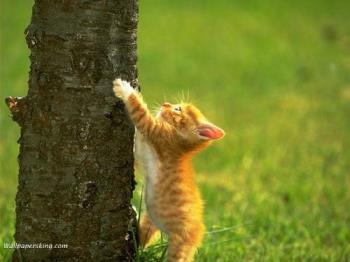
[186,89,191,103]
[175,89,191,104]
[150,103,161,113]
[151,104,160,110]
[180,90,185,104]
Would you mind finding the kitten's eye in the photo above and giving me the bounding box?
[174,106,182,112]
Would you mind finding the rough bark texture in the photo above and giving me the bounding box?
[7,0,138,261]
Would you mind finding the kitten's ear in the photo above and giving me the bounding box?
[197,123,225,140]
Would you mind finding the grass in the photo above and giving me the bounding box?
[1,0,350,261]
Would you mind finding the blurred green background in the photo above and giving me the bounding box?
[1,0,350,261]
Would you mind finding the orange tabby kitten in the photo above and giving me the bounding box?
[113,79,224,262]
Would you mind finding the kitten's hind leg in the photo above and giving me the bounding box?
[139,213,159,248]
[167,236,196,262]
[167,223,204,262]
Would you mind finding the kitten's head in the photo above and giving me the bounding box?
[158,102,225,147]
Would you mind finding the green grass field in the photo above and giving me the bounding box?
[1,0,350,261]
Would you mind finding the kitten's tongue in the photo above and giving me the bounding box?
[200,128,222,139]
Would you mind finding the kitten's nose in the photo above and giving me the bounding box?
[162,102,171,108]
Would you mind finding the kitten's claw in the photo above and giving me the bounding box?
[113,78,135,100]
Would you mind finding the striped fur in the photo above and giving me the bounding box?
[113,79,225,262]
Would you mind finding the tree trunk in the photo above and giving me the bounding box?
[6,0,138,261]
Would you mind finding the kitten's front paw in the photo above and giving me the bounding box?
[113,79,123,98]
[113,78,135,100]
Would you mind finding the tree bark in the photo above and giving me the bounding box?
[6,0,138,261]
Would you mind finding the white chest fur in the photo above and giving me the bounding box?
[135,131,166,230]
[135,131,158,203]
